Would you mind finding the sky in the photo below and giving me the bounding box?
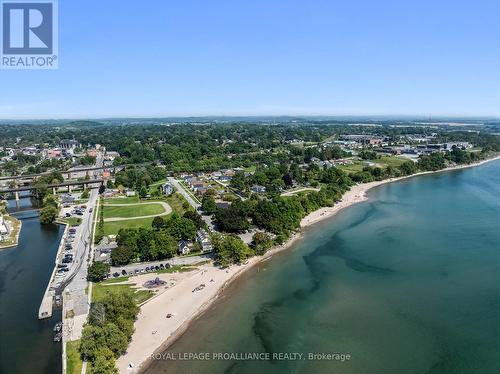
[0,0,499,119]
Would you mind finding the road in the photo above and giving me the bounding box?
[62,151,103,342]
[168,177,200,209]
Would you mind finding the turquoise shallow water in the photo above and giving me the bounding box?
[145,161,500,374]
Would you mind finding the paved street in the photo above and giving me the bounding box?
[62,152,103,341]
[168,177,200,209]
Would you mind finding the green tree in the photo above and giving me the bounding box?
[212,234,253,267]
[87,262,110,282]
[230,171,246,191]
[139,186,148,198]
[151,216,166,230]
[40,205,58,225]
[201,195,217,215]
[252,232,273,255]
[103,323,128,357]
[183,210,205,228]
[165,215,196,240]
[110,246,133,266]
[91,347,118,374]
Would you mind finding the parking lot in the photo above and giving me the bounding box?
[108,253,212,278]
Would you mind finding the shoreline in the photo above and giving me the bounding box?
[0,214,22,250]
[119,154,500,374]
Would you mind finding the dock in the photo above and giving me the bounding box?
[38,290,55,319]
[38,224,69,319]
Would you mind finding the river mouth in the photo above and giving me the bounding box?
[0,195,64,374]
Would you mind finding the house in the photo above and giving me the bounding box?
[161,182,174,195]
[94,240,118,263]
[87,149,97,158]
[178,240,191,255]
[216,202,231,209]
[46,149,62,159]
[196,229,213,252]
[125,189,136,197]
[105,151,120,161]
[60,139,80,150]
[251,185,266,194]
[0,215,9,235]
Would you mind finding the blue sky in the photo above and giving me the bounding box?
[1,0,499,119]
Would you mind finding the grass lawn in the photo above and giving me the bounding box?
[155,265,198,274]
[338,162,364,174]
[103,217,155,236]
[92,282,154,305]
[66,340,83,374]
[103,203,166,219]
[148,179,167,194]
[103,196,140,204]
[372,155,408,168]
[59,217,82,226]
[165,192,191,215]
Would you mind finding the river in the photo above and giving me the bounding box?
[145,160,500,374]
[0,195,64,374]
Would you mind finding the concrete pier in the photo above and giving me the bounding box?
[38,224,68,319]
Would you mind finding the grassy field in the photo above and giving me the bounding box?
[103,196,140,204]
[103,203,166,219]
[165,193,191,214]
[92,281,154,305]
[58,217,82,226]
[148,179,166,194]
[338,156,408,174]
[155,265,198,274]
[66,340,83,374]
[103,216,156,236]
[101,191,189,235]
[373,155,408,167]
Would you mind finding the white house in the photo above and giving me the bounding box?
[196,229,213,252]
[178,240,191,255]
[0,215,10,241]
[161,182,174,195]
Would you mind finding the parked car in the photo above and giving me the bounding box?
[121,269,127,275]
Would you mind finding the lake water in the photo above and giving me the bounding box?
[0,196,64,374]
[145,160,500,374]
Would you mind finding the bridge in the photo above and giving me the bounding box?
[0,161,155,182]
[0,179,104,200]
[0,165,120,182]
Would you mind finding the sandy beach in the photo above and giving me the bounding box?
[117,154,500,374]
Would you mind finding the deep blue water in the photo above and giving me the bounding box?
[146,160,500,374]
[0,196,64,374]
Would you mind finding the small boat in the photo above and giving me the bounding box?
[53,322,62,332]
[53,333,62,342]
